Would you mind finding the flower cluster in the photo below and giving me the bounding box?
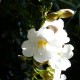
[21,9,74,80]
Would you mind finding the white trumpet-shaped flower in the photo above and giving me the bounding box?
[22,28,60,62]
[50,44,74,80]
[42,19,70,46]
[49,44,74,71]
[21,19,71,63]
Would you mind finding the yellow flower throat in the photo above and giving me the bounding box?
[38,39,47,48]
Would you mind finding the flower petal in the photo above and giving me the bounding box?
[22,40,36,57]
[27,28,37,41]
[62,44,74,59]
[49,58,71,71]
[38,28,54,42]
[57,58,71,71]
[34,48,54,62]
[42,19,64,30]
[54,30,70,44]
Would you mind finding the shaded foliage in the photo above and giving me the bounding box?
[0,0,53,80]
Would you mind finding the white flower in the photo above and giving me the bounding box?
[21,19,73,63]
[42,19,64,30]
[49,44,74,80]
[42,19,70,46]
[22,28,60,62]
[49,44,74,71]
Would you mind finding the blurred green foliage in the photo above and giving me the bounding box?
[0,0,53,80]
[0,0,80,80]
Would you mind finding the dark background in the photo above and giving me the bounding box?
[0,0,80,80]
